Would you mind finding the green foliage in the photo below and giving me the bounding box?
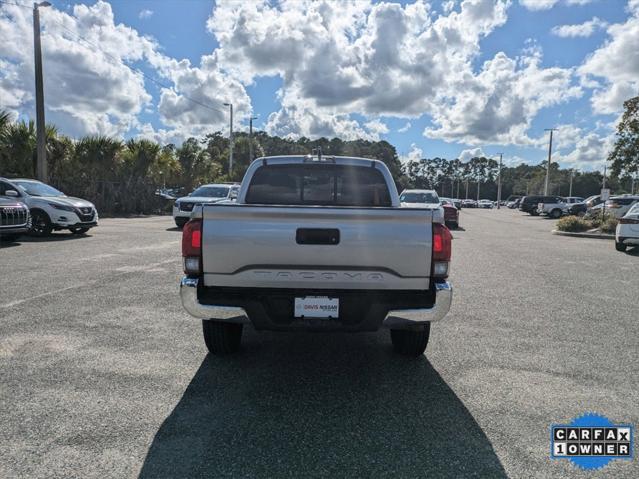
[556,216,591,232]
[609,96,639,178]
[600,217,618,234]
[0,106,633,214]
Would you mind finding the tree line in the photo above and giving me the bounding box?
[0,111,404,214]
[1,96,637,214]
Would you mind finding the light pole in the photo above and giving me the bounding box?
[544,128,557,195]
[569,169,575,197]
[33,1,51,182]
[249,115,258,161]
[223,103,233,175]
[496,152,503,209]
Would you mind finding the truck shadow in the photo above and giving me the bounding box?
[138,333,506,478]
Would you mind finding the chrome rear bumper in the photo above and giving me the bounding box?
[180,277,250,323]
[180,277,452,329]
[382,281,453,329]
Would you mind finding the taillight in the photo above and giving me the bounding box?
[432,223,452,279]
[618,217,639,224]
[182,219,202,275]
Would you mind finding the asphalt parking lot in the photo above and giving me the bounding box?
[1,210,638,478]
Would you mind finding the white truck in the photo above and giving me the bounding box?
[179,155,453,356]
[537,196,585,219]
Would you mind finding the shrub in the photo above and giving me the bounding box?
[600,217,619,234]
[589,211,616,229]
[556,216,591,232]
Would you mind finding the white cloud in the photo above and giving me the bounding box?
[364,119,389,138]
[424,50,581,145]
[519,0,593,11]
[398,121,412,133]
[442,1,456,14]
[0,1,251,142]
[458,147,486,161]
[555,132,614,169]
[138,9,153,20]
[0,1,155,137]
[578,8,639,114]
[400,143,424,163]
[551,17,607,37]
[208,0,578,145]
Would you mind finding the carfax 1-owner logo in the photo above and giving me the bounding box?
[551,413,634,470]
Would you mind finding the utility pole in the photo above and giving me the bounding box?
[33,1,51,182]
[632,174,636,195]
[248,115,258,161]
[544,128,557,196]
[476,181,480,201]
[456,180,460,199]
[223,103,233,175]
[496,153,503,209]
[569,169,575,197]
[602,165,607,222]
[465,180,469,199]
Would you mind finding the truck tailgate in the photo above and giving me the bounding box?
[201,204,434,290]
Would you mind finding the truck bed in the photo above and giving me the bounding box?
[200,204,436,290]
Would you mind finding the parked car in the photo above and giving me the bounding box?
[537,196,584,219]
[173,183,240,228]
[615,203,639,252]
[519,195,560,215]
[604,195,639,218]
[180,156,453,357]
[478,199,494,209]
[462,199,477,208]
[439,198,460,229]
[0,197,30,242]
[507,197,521,208]
[567,195,602,216]
[0,178,98,236]
[399,189,440,207]
[450,198,463,209]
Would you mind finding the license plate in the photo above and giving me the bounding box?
[294,296,339,319]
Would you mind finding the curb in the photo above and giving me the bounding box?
[552,230,614,240]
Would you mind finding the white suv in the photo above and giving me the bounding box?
[173,184,239,228]
[0,178,98,236]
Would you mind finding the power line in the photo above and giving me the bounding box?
[1,0,228,116]
[0,0,31,9]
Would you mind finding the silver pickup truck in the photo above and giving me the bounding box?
[179,155,453,356]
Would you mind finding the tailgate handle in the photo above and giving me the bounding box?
[296,228,340,245]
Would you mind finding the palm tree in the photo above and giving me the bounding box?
[0,120,36,177]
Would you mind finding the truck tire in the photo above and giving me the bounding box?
[202,321,243,354]
[390,324,430,356]
[615,241,627,252]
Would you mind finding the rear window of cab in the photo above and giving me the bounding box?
[245,164,392,207]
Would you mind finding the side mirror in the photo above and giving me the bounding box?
[229,191,238,199]
[5,189,19,197]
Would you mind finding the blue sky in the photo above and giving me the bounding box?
[1,0,637,171]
